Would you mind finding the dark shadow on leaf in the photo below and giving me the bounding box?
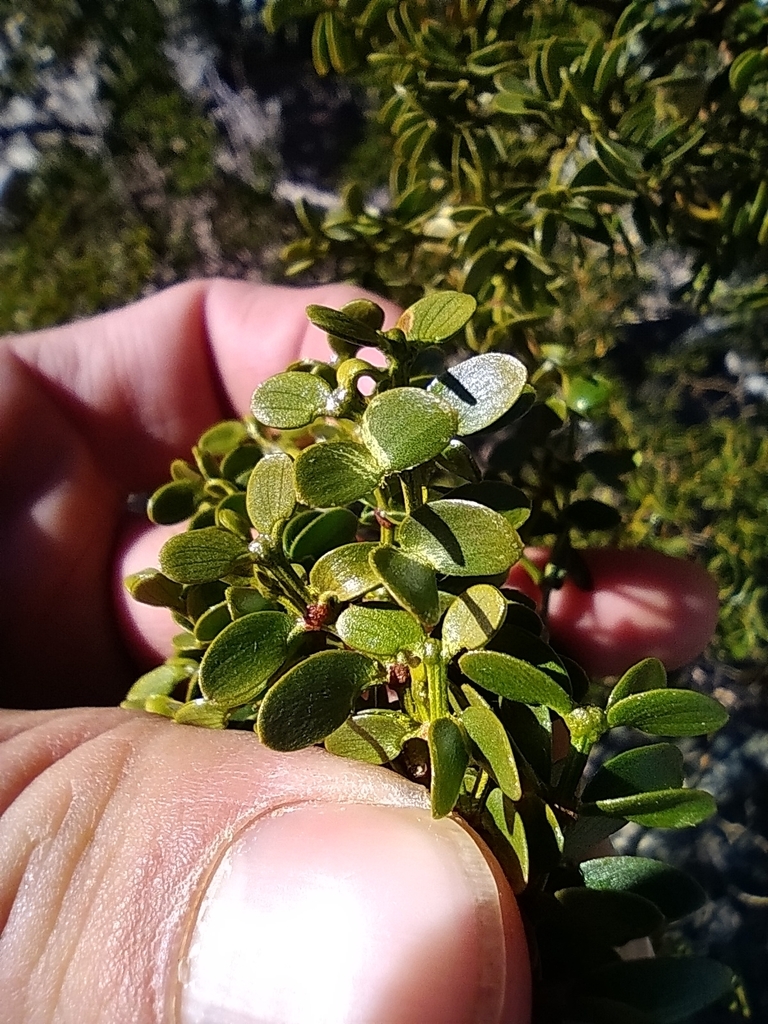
[439,369,478,406]
[461,592,494,641]
[411,505,465,566]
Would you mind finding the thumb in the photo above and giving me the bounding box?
[0,708,530,1024]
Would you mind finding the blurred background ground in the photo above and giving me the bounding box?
[2,3,766,1020]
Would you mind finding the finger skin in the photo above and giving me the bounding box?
[0,281,399,707]
[0,708,531,1024]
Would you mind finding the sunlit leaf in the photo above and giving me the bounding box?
[447,481,531,529]
[305,304,381,345]
[399,499,522,576]
[462,705,521,800]
[606,689,729,736]
[160,527,248,584]
[336,605,425,657]
[609,658,667,707]
[485,787,529,892]
[257,650,379,750]
[294,441,383,507]
[122,659,197,709]
[583,743,684,802]
[582,787,717,828]
[460,650,573,716]
[193,600,233,643]
[174,699,229,729]
[397,292,477,343]
[246,452,296,535]
[325,709,415,764]
[361,388,457,472]
[428,353,527,434]
[370,546,440,627]
[443,584,508,656]
[251,371,332,429]
[198,611,296,707]
[198,419,248,456]
[310,542,380,601]
[124,568,185,611]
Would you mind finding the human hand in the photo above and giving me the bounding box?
[0,281,718,1023]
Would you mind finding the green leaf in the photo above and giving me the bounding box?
[582,787,717,828]
[581,957,733,1024]
[336,605,425,658]
[729,48,764,99]
[459,650,573,716]
[397,292,477,343]
[580,856,707,922]
[159,527,248,584]
[462,705,521,800]
[310,542,380,601]
[122,659,197,709]
[294,441,383,507]
[250,371,332,430]
[370,546,440,627]
[555,887,664,945]
[147,480,200,525]
[606,689,729,736]
[257,650,378,750]
[305,304,381,346]
[263,0,327,33]
[285,507,358,562]
[428,717,469,818]
[174,699,229,729]
[198,419,248,456]
[220,443,262,484]
[443,584,508,657]
[399,499,522,576]
[447,482,531,529]
[583,743,684,802]
[193,600,233,643]
[428,353,527,435]
[246,452,296,535]
[435,439,481,482]
[361,388,457,472]
[485,787,529,892]
[198,611,296,707]
[225,586,276,619]
[124,568,185,611]
[325,709,415,764]
[608,658,667,707]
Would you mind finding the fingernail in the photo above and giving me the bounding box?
[178,803,518,1024]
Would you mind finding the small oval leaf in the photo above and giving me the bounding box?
[428,353,527,434]
[397,292,477,343]
[305,304,381,346]
[257,650,378,750]
[485,788,529,892]
[583,743,684,802]
[583,787,717,828]
[198,611,296,707]
[198,419,248,455]
[251,371,332,429]
[370,546,440,627]
[361,388,457,472]
[286,507,359,563]
[443,584,508,657]
[246,453,296,535]
[428,717,469,818]
[555,887,664,946]
[460,650,573,716]
[310,542,380,602]
[609,658,667,708]
[325,709,415,764]
[606,689,729,736]
[336,605,425,658]
[462,705,521,800]
[580,856,707,922]
[159,527,248,585]
[399,499,522,577]
[148,480,200,525]
[174,699,229,729]
[294,441,383,507]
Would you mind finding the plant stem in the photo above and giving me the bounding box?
[424,640,449,720]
